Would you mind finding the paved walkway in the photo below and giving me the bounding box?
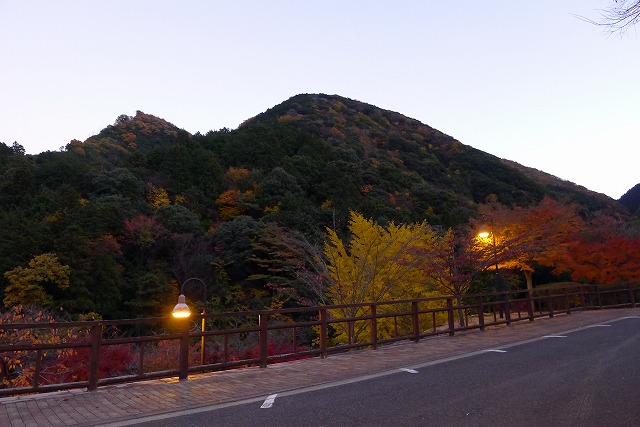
[1,308,639,427]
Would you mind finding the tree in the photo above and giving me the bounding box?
[154,205,201,234]
[470,197,581,292]
[215,189,252,220]
[122,215,168,259]
[11,142,25,155]
[1,305,74,389]
[546,213,640,284]
[323,211,442,342]
[125,271,175,317]
[411,228,484,326]
[590,1,640,34]
[62,234,125,318]
[146,184,170,209]
[3,253,71,307]
[249,223,327,307]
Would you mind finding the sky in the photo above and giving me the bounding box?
[1,1,638,200]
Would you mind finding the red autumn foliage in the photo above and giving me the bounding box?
[40,344,134,384]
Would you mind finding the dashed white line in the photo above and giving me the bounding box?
[400,368,419,374]
[483,349,507,353]
[544,335,568,338]
[261,394,278,409]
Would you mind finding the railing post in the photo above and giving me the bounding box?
[504,293,511,326]
[259,311,268,368]
[628,284,636,308]
[597,285,602,308]
[446,298,455,336]
[178,319,190,381]
[138,342,145,376]
[224,334,229,363]
[477,296,485,331]
[370,304,377,350]
[292,326,297,350]
[548,289,554,318]
[412,301,420,342]
[33,349,43,390]
[319,307,328,359]
[564,287,571,314]
[88,323,102,391]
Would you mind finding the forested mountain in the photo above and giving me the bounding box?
[0,94,630,319]
[620,184,640,216]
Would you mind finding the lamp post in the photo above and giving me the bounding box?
[479,219,506,318]
[172,277,208,366]
[478,219,499,274]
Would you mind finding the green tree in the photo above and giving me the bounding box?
[125,271,175,317]
[3,254,71,307]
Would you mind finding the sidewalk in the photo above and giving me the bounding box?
[1,308,638,427]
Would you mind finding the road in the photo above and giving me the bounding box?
[126,316,640,427]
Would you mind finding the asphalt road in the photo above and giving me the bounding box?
[131,317,640,427]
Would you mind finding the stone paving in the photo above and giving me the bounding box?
[1,308,638,427]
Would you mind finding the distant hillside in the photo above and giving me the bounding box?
[66,111,184,165]
[216,94,625,220]
[501,159,624,216]
[619,183,640,215]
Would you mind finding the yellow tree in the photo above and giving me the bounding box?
[323,211,442,343]
[3,253,71,307]
[215,189,251,220]
[147,184,170,209]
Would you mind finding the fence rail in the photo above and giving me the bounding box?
[1,283,638,397]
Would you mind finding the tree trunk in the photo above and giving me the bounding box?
[456,296,466,327]
[524,270,534,313]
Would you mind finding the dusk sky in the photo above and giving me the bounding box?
[1,1,638,199]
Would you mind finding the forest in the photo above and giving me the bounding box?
[1,94,639,322]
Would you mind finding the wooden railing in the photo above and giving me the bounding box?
[1,283,638,397]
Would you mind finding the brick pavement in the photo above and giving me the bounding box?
[1,308,638,427]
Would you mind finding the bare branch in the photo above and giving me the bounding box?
[576,0,640,36]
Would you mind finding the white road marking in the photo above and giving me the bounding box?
[621,316,640,319]
[483,349,507,353]
[400,368,419,374]
[592,324,612,327]
[261,394,278,409]
[544,335,568,338]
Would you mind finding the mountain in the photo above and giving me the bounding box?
[0,93,629,319]
[207,93,624,222]
[619,183,640,216]
[500,159,623,215]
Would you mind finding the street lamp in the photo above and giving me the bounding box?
[478,221,499,274]
[478,220,506,318]
[172,277,208,366]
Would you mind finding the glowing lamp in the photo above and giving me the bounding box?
[172,294,191,318]
[478,224,490,239]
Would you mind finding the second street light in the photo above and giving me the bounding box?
[172,277,208,366]
[478,220,507,318]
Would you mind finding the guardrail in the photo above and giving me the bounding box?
[1,283,638,397]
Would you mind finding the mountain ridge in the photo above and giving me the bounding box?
[228,93,626,215]
[65,93,632,211]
